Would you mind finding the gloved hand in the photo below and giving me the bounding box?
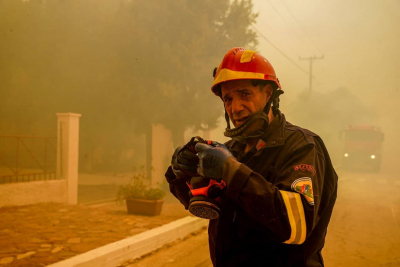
[171,145,199,180]
[195,142,233,181]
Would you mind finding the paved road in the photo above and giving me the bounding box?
[124,229,212,267]
[323,171,400,266]
[128,170,400,266]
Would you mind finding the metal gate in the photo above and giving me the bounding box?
[0,135,57,184]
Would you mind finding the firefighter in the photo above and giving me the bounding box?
[165,47,338,266]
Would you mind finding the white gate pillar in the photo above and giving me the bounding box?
[56,113,81,205]
[151,124,173,186]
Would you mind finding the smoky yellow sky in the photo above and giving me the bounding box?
[252,0,400,102]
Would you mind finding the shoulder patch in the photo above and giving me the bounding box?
[291,177,314,206]
[294,164,316,176]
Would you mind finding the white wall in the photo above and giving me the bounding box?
[0,180,67,208]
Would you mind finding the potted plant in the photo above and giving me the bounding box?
[116,168,166,216]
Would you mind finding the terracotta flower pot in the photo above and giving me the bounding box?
[125,198,164,216]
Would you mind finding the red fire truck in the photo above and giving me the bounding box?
[342,125,384,172]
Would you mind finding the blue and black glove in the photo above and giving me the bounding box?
[195,142,233,181]
[171,145,199,181]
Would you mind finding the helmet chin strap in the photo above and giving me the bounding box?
[223,90,276,144]
[224,111,269,144]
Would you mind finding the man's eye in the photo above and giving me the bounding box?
[224,98,232,103]
[242,92,250,97]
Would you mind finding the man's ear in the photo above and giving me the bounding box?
[264,84,273,102]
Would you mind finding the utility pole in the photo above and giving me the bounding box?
[299,55,324,91]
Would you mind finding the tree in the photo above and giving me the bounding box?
[0,0,259,174]
[116,0,259,176]
[109,0,259,143]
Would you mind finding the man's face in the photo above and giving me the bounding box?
[221,80,272,127]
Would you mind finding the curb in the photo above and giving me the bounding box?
[47,216,208,267]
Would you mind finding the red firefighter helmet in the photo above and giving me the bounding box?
[211,47,281,95]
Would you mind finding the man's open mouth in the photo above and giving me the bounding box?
[235,116,249,124]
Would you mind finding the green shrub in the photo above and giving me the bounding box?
[116,168,166,202]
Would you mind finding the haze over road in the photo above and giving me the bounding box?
[128,170,400,267]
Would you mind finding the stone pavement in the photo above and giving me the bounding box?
[0,199,190,266]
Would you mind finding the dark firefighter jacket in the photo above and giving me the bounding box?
[165,111,338,267]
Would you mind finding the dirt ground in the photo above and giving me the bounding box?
[0,200,190,266]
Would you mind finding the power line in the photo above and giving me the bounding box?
[299,55,324,91]
[265,0,314,55]
[252,25,310,76]
[280,0,322,54]
[257,17,304,58]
